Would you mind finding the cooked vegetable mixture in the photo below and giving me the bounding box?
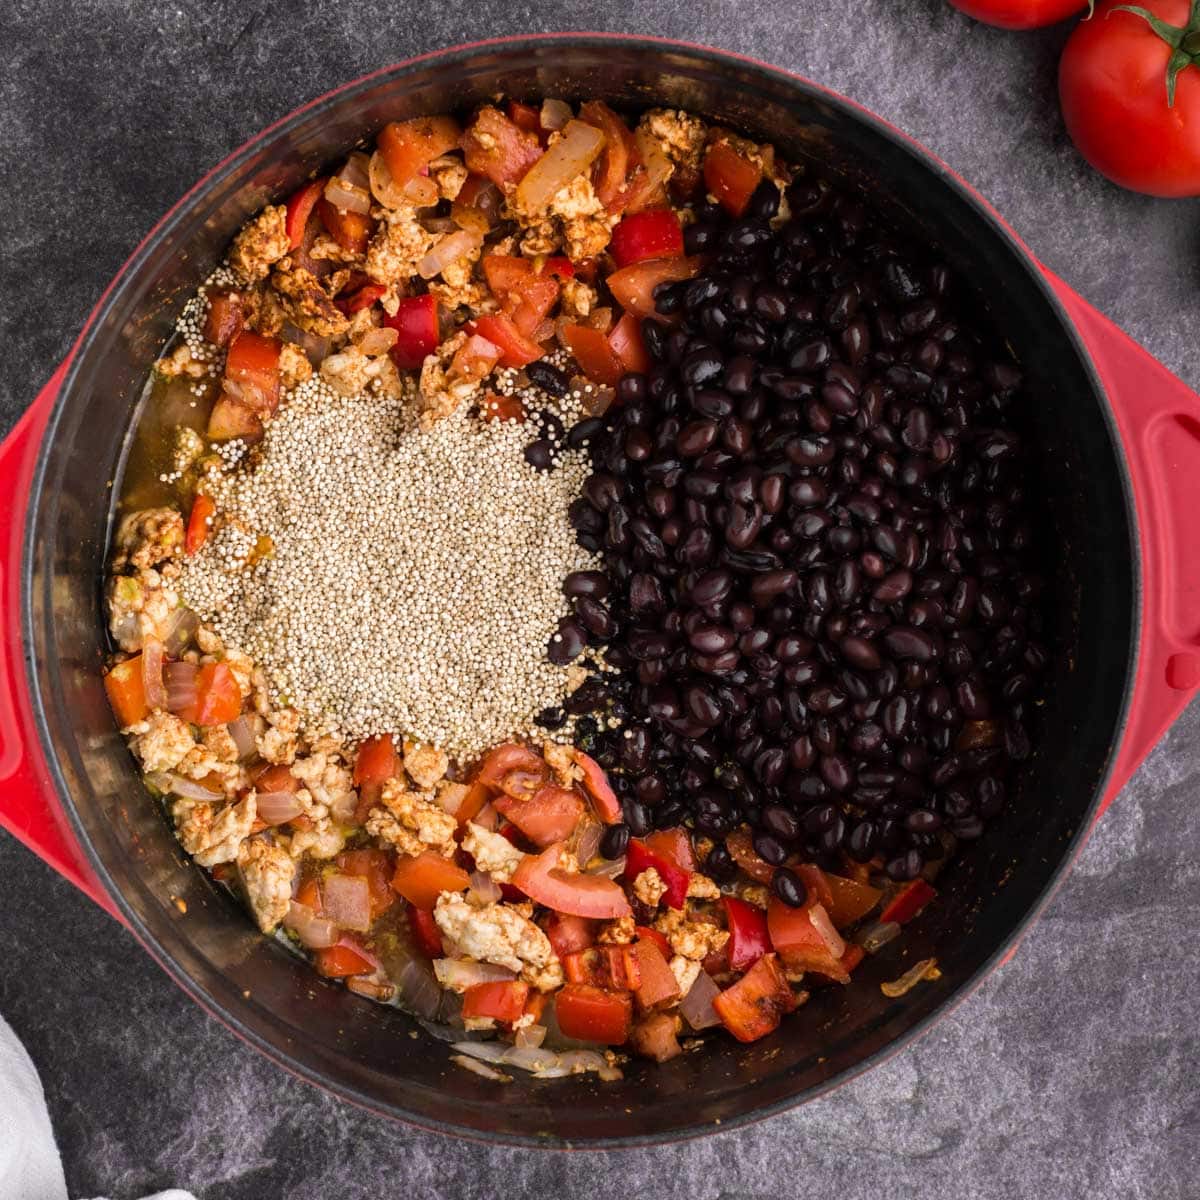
[106,97,1045,1077]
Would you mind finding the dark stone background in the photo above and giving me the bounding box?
[1,2,1197,1197]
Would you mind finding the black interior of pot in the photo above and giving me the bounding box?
[26,37,1136,1145]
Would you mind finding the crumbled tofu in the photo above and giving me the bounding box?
[402,740,449,790]
[319,345,392,396]
[364,205,435,293]
[173,794,256,868]
[434,893,564,992]
[113,508,185,573]
[597,915,636,945]
[639,108,705,183]
[434,780,470,819]
[518,219,561,257]
[542,741,582,787]
[365,778,457,857]
[736,883,771,910]
[228,205,290,284]
[258,724,299,765]
[562,211,616,262]
[270,267,350,337]
[201,724,241,765]
[686,873,721,900]
[237,837,296,932]
[670,954,702,996]
[548,174,603,221]
[654,908,730,962]
[107,572,182,653]
[308,233,363,265]
[559,277,597,320]
[416,331,487,428]
[242,281,288,336]
[287,822,347,861]
[290,751,355,816]
[130,710,196,773]
[155,343,210,380]
[462,821,525,883]
[633,867,667,909]
[278,341,313,391]
[428,154,469,201]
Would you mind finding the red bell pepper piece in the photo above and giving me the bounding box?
[610,209,685,268]
[578,100,639,210]
[554,983,632,1045]
[352,732,401,820]
[317,198,372,255]
[382,294,440,370]
[766,898,850,984]
[712,952,796,1043]
[224,330,282,415]
[703,140,763,218]
[624,839,691,910]
[563,945,642,991]
[378,116,462,188]
[314,935,376,979]
[544,912,596,960]
[470,313,544,368]
[643,827,697,873]
[103,656,148,728]
[880,878,937,926]
[796,863,834,911]
[462,980,530,1024]
[407,903,444,958]
[607,256,702,321]
[543,255,576,279]
[202,288,244,347]
[284,179,326,250]
[721,896,771,972]
[607,312,651,376]
[506,100,543,137]
[184,494,215,556]
[335,281,387,316]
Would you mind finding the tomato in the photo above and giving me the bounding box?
[177,662,242,726]
[795,863,834,911]
[635,925,672,960]
[563,945,642,990]
[823,872,883,929]
[506,100,543,137]
[512,844,632,919]
[1060,1,1200,195]
[879,878,937,926]
[949,0,1088,27]
[314,936,376,979]
[462,980,530,1023]
[352,733,400,819]
[721,896,771,972]
[632,939,681,1011]
[543,255,576,279]
[284,179,326,250]
[224,330,282,416]
[554,983,632,1044]
[544,912,597,959]
[252,762,300,794]
[578,100,639,209]
[482,253,533,296]
[510,275,560,337]
[703,141,763,217]
[607,256,702,320]
[104,656,148,728]
[572,750,621,824]
[407,902,444,957]
[389,851,470,911]
[562,323,625,386]
[185,494,215,556]
[335,281,387,316]
[202,289,244,346]
[712,953,796,1043]
[317,199,372,255]
[610,209,684,268]
[462,107,544,190]
[207,396,263,444]
[725,828,775,884]
[450,334,503,382]
[623,839,690,910]
[630,1012,683,1062]
[475,743,546,788]
[607,312,651,376]
[479,392,526,423]
[470,313,544,368]
[643,827,697,873]
[378,116,462,188]
[337,848,396,919]
[295,876,322,912]
[454,780,492,827]
[766,898,849,983]
[494,785,584,846]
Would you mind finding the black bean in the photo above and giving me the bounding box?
[771,867,808,907]
[600,823,631,859]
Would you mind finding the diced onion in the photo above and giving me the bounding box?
[810,903,846,959]
[514,1023,547,1049]
[145,771,224,801]
[329,788,359,824]
[322,873,372,932]
[162,607,199,657]
[433,959,516,992]
[573,818,602,866]
[586,306,614,333]
[586,855,625,879]
[451,1053,510,1082]
[451,1039,508,1064]
[503,1045,560,1073]
[881,957,940,999]
[164,661,198,715]
[284,900,339,950]
[515,119,606,215]
[225,715,258,761]
[141,639,166,710]
[420,216,458,234]
[369,150,409,209]
[679,970,723,1031]
[403,174,439,206]
[468,870,503,906]
[256,790,305,826]
[395,958,442,1019]
[280,321,332,364]
[357,327,398,357]
[858,920,902,955]
[417,229,482,280]
[324,174,371,215]
[633,127,674,195]
[540,98,572,131]
[474,802,500,831]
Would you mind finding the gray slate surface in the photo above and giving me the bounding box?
[1,2,1198,1197]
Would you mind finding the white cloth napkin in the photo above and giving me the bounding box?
[0,1013,197,1200]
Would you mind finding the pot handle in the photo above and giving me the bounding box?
[0,365,119,916]
[1044,270,1200,816]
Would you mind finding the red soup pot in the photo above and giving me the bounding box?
[1,36,1199,1146]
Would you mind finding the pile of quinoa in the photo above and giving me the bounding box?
[179,374,603,760]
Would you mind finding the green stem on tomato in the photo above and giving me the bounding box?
[1110,0,1200,105]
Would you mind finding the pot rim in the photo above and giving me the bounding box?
[22,33,1137,1147]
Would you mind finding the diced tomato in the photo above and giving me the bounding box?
[479,392,526,423]
[451,173,502,230]
[630,1011,683,1062]
[562,323,625,386]
[470,313,544,368]
[381,293,440,370]
[252,762,300,794]
[207,396,263,444]
[408,902,444,958]
[643,827,697,873]
[176,662,242,726]
[224,330,282,416]
[509,275,560,338]
[494,785,584,847]
[607,312,651,376]
[722,896,771,972]
[284,179,326,250]
[555,983,632,1045]
[544,912,596,959]
[579,100,638,210]
[610,209,684,268]
[104,656,148,728]
[543,255,575,279]
[636,925,672,960]
[796,863,834,911]
[563,945,642,991]
[880,878,937,925]
[512,843,631,919]
[335,281,387,316]
[607,256,702,321]
[624,839,691,910]
[572,750,621,824]
[523,990,548,1025]
[202,289,244,347]
[390,851,470,911]
[317,199,372,255]
[337,849,396,919]
[295,876,322,912]
[378,116,462,188]
[351,733,400,820]
[712,952,796,1043]
[454,780,492,827]
[823,873,883,929]
[840,944,866,974]
[463,980,530,1024]
[314,935,376,979]
[185,494,215,556]
[475,743,546,788]
[506,100,543,137]
[632,939,681,1011]
[725,828,775,884]
[703,140,764,218]
[462,107,544,190]
[449,333,503,381]
[767,898,850,984]
[482,253,532,297]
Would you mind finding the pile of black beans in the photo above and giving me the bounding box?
[548,172,1048,899]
